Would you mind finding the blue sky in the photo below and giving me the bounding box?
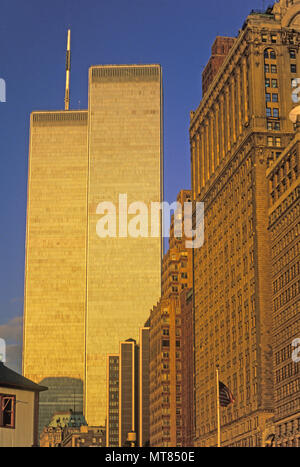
[0,0,263,371]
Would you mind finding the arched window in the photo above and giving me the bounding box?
[264,48,277,60]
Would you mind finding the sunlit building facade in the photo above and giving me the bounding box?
[181,288,194,447]
[190,1,300,447]
[150,190,193,447]
[23,64,163,429]
[267,122,300,447]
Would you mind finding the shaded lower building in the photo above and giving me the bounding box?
[38,377,83,434]
[39,410,87,447]
[119,339,139,447]
[61,425,106,447]
[139,326,150,447]
[150,297,182,447]
[149,189,193,447]
[106,355,119,447]
[181,288,194,447]
[106,325,150,447]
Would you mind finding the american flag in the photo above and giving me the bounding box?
[219,381,235,407]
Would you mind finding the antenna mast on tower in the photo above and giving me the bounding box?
[64,29,71,110]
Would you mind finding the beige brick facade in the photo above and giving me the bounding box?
[190,2,300,447]
[267,129,300,447]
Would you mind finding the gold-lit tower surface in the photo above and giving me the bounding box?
[84,64,163,426]
[190,1,300,447]
[23,61,163,431]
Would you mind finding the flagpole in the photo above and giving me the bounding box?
[216,365,221,447]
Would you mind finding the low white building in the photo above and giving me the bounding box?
[0,362,47,447]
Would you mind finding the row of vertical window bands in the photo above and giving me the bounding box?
[273,260,300,294]
[271,221,299,259]
[274,285,300,329]
[275,340,299,365]
[274,302,298,329]
[270,178,299,210]
[272,242,299,279]
[275,308,300,344]
[276,400,300,423]
[275,361,300,384]
[270,192,299,232]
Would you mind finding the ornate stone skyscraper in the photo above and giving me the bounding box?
[190,0,300,447]
[23,63,163,429]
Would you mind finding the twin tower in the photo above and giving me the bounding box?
[22,62,163,429]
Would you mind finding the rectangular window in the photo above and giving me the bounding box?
[265,78,270,88]
[291,64,297,73]
[275,137,281,147]
[0,395,16,429]
[262,34,268,43]
[267,137,274,147]
[271,65,277,73]
[267,121,281,131]
[266,93,271,102]
[265,64,270,73]
[272,79,278,88]
[273,108,279,118]
[290,50,296,59]
[272,93,279,102]
[274,122,280,130]
[271,35,277,43]
[292,78,298,88]
[266,107,272,117]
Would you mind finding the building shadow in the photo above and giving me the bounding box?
[38,377,83,435]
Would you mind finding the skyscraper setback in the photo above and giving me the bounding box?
[23,63,163,429]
